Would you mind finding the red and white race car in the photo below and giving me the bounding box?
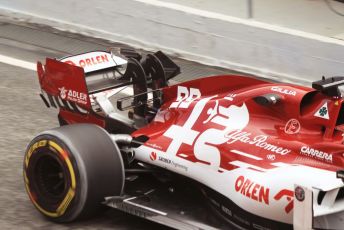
[24,49,344,230]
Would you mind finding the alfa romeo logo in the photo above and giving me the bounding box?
[295,186,305,202]
[284,118,301,134]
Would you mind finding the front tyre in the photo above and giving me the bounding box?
[23,124,124,222]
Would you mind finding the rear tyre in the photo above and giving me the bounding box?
[23,124,124,222]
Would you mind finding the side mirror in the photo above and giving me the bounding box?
[253,93,280,106]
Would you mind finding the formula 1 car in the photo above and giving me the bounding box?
[24,49,344,230]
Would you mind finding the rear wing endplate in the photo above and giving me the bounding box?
[37,58,92,113]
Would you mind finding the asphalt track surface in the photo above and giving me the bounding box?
[0,20,239,229]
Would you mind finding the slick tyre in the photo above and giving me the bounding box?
[23,124,124,222]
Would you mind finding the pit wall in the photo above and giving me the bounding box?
[1,0,344,84]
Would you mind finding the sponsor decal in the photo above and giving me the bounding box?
[235,176,270,205]
[233,214,250,226]
[158,156,171,164]
[300,146,333,163]
[59,87,88,105]
[266,154,276,161]
[208,197,233,218]
[164,86,251,169]
[25,140,47,167]
[170,86,201,108]
[150,152,157,161]
[221,205,233,217]
[64,54,109,68]
[284,118,301,134]
[225,130,291,155]
[152,153,188,172]
[295,186,305,202]
[274,189,294,214]
[271,86,296,96]
[60,51,127,73]
[314,102,329,119]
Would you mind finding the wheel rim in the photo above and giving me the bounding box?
[35,154,68,200]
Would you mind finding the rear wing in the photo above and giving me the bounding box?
[37,49,180,118]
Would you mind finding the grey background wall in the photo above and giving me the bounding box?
[1,0,344,84]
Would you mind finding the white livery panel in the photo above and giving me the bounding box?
[59,51,127,73]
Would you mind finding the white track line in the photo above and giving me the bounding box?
[0,53,134,96]
[0,54,36,71]
[137,0,344,45]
